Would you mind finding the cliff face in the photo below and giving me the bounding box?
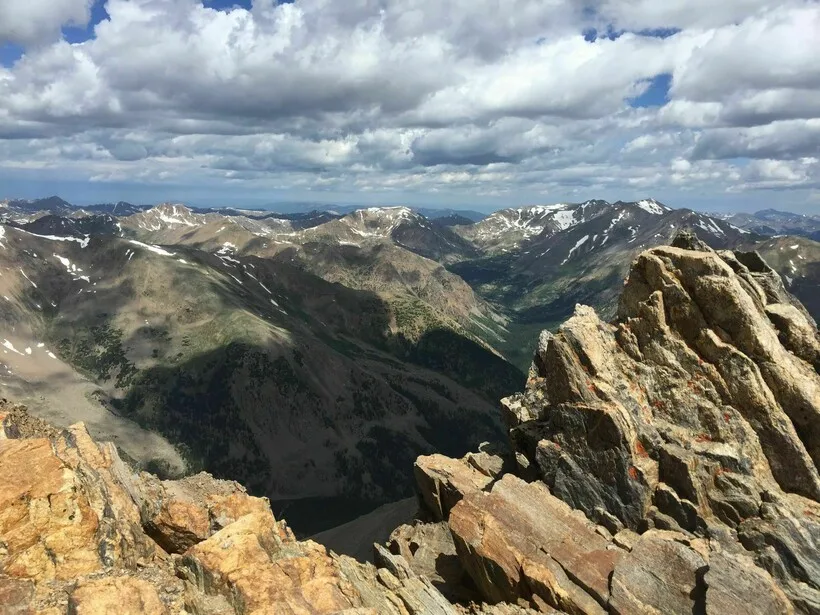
[2,233,819,615]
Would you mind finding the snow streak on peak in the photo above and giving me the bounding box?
[635,199,669,215]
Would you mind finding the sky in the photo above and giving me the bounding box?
[0,1,819,213]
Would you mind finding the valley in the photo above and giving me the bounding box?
[2,196,819,532]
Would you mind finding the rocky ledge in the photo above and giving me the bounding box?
[2,233,819,614]
[0,401,462,614]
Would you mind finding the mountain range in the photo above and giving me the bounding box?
[717,208,820,240]
[1,194,818,532]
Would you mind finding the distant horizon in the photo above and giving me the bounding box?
[2,191,818,219]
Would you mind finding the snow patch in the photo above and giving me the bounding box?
[128,240,175,257]
[2,340,23,355]
[561,235,590,265]
[695,217,726,237]
[636,199,666,215]
[552,209,576,231]
[19,269,37,288]
[18,229,90,248]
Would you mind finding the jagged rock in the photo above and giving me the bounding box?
[448,473,618,614]
[373,544,460,614]
[139,471,270,553]
[765,302,820,370]
[178,510,462,614]
[464,442,512,479]
[409,238,820,614]
[0,400,59,440]
[671,229,711,252]
[609,530,707,615]
[0,428,154,582]
[386,521,477,602]
[177,511,362,613]
[731,249,816,325]
[414,454,493,521]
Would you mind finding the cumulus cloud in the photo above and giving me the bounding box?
[0,0,94,45]
[595,0,785,30]
[0,0,817,208]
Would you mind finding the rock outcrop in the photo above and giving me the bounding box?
[2,235,819,614]
[0,401,459,614]
[406,237,820,614]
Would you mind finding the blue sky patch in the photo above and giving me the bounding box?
[630,73,672,108]
[205,0,254,10]
[62,0,110,44]
[584,26,681,43]
[0,43,24,68]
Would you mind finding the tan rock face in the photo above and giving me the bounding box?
[178,511,359,614]
[386,521,477,603]
[449,475,617,615]
[0,437,111,581]
[137,471,271,555]
[69,577,167,615]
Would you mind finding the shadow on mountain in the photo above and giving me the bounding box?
[515,268,625,324]
[791,261,820,319]
[32,238,524,534]
[109,333,508,534]
[393,327,524,403]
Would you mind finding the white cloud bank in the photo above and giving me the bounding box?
[0,0,818,209]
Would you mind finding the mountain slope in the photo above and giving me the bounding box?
[450,200,762,368]
[0,222,521,532]
[455,199,614,253]
[122,204,508,357]
[752,235,820,320]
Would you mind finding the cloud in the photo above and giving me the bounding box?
[0,0,817,210]
[692,120,820,160]
[595,0,784,30]
[0,0,94,45]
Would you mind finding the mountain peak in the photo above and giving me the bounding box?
[633,198,670,215]
[135,203,200,230]
[358,205,415,218]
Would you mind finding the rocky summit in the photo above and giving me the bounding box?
[2,232,819,614]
